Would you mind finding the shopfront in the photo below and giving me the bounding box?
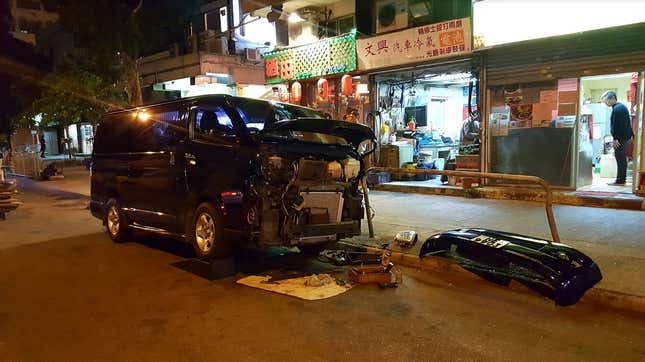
[357,18,479,185]
[481,21,645,195]
[262,31,370,122]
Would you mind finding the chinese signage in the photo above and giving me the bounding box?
[263,31,357,84]
[357,18,472,71]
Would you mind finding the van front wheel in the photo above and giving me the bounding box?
[188,203,231,259]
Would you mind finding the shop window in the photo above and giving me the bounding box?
[322,15,355,38]
[488,80,576,187]
[589,88,616,103]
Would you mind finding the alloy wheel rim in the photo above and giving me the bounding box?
[107,206,120,236]
[195,212,215,253]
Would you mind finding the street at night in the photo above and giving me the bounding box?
[1,171,645,360]
[3,0,645,360]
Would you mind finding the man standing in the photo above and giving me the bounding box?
[39,133,46,158]
[602,91,634,185]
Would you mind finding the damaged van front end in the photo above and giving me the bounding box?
[248,119,376,248]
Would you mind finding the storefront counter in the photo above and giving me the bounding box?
[491,127,574,187]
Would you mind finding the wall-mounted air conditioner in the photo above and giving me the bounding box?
[245,48,262,62]
[375,0,408,34]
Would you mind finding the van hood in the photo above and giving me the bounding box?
[260,118,376,147]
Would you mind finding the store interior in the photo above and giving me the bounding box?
[374,66,480,186]
[577,73,638,194]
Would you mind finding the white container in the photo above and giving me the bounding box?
[599,154,617,179]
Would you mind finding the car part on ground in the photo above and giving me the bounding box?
[419,228,603,306]
[317,249,383,266]
[394,230,418,248]
[0,179,20,220]
[348,250,401,288]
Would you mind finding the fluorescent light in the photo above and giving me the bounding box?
[474,0,645,48]
[288,12,304,23]
[205,73,230,78]
[423,72,472,82]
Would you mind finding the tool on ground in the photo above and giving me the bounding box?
[348,250,401,288]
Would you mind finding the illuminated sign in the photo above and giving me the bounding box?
[356,18,472,71]
[262,31,357,84]
[473,1,645,49]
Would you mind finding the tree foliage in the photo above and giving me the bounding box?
[27,59,128,129]
[0,0,49,140]
[8,0,205,132]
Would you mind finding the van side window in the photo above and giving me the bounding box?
[152,110,182,147]
[194,106,235,138]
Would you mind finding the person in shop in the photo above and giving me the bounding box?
[460,110,480,144]
[601,90,634,186]
[343,108,359,123]
[39,133,46,158]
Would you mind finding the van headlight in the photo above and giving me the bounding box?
[342,158,360,180]
[327,161,342,180]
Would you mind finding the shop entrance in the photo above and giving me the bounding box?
[577,73,639,194]
[374,63,479,186]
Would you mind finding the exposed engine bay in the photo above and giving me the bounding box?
[252,153,365,246]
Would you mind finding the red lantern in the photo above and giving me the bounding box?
[341,74,353,96]
[291,81,302,103]
[317,78,329,100]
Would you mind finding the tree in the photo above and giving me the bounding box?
[55,0,145,106]
[0,0,50,151]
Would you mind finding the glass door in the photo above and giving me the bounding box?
[633,72,644,194]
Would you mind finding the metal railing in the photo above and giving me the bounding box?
[362,167,561,243]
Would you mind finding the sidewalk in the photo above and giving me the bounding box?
[373,182,645,211]
[11,167,645,303]
[353,190,645,304]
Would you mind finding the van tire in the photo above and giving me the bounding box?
[188,202,231,259]
[105,199,130,243]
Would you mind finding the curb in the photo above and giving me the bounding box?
[9,175,90,200]
[370,184,645,211]
[363,246,645,315]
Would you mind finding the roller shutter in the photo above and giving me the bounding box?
[484,22,645,85]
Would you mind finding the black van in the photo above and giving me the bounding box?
[90,95,376,258]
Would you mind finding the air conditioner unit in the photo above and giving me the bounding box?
[201,32,228,55]
[375,0,408,34]
[245,48,262,62]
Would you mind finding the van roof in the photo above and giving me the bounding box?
[105,94,316,115]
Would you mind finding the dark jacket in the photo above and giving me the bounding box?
[610,102,634,141]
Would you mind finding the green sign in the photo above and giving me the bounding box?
[263,30,357,84]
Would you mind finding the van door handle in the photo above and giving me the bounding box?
[185,153,197,166]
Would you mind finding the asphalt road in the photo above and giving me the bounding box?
[1,192,645,360]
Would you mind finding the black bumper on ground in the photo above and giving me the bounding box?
[420,228,603,306]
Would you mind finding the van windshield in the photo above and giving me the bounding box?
[230,98,324,131]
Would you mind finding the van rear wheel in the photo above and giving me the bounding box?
[105,199,130,243]
[188,203,231,259]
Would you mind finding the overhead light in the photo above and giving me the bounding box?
[288,12,304,23]
[423,72,472,82]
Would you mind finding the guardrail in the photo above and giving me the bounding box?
[362,167,561,243]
